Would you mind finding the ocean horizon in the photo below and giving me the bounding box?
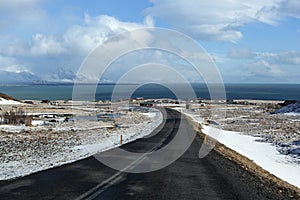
[0,83,299,101]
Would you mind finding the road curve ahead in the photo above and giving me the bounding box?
[0,108,291,200]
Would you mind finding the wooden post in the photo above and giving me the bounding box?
[120,134,123,145]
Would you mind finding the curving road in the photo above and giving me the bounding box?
[0,108,290,199]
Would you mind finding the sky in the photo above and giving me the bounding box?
[0,0,300,83]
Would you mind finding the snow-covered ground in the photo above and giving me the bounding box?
[285,112,300,116]
[0,97,22,105]
[73,110,163,159]
[0,109,163,180]
[175,108,300,189]
[271,101,300,114]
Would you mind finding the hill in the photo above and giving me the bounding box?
[0,93,22,105]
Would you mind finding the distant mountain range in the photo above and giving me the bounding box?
[0,71,44,84]
[47,68,76,83]
[0,69,114,85]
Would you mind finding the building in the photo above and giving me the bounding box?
[186,104,192,109]
[140,102,154,107]
[41,100,51,104]
[24,101,34,104]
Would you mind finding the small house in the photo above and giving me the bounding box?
[41,100,51,104]
[140,102,154,107]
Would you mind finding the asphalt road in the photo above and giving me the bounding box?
[0,108,291,200]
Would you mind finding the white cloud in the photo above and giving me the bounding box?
[0,55,17,69]
[227,50,300,82]
[0,14,155,57]
[30,34,65,56]
[209,53,226,63]
[0,14,156,78]
[228,48,300,66]
[0,54,30,73]
[279,0,300,18]
[241,60,284,78]
[0,34,65,57]
[229,47,254,59]
[144,0,285,41]
[0,0,46,28]
[258,60,284,76]
[257,51,300,65]
[63,14,155,55]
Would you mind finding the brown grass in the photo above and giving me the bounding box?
[0,92,22,102]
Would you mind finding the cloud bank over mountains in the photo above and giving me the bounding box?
[0,0,299,83]
[0,13,154,83]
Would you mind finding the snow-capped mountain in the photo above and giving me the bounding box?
[0,68,114,84]
[0,70,43,84]
[48,68,99,83]
[50,68,76,83]
[271,101,300,114]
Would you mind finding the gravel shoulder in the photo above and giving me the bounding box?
[188,115,300,199]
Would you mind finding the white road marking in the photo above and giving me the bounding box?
[76,146,157,200]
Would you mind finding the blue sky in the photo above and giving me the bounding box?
[0,0,299,83]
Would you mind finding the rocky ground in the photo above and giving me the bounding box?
[184,100,300,163]
[0,102,163,180]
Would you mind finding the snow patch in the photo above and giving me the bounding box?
[271,101,300,114]
[0,110,163,180]
[0,97,22,105]
[176,108,300,189]
[31,120,44,126]
[202,125,300,189]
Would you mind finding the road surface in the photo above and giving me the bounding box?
[0,108,291,199]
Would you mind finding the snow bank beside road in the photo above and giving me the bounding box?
[202,125,300,189]
[175,108,300,189]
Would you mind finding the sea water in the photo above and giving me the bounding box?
[0,83,299,101]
